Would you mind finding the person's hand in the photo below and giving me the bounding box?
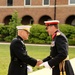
[27,66,33,72]
[36,59,43,66]
[39,61,51,69]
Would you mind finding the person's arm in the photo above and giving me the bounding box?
[43,56,52,62]
[11,40,37,67]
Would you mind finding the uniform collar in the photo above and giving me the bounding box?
[52,30,59,40]
[17,36,23,41]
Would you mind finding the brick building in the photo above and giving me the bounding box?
[0,0,75,25]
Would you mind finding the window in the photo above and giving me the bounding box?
[7,0,13,6]
[69,0,75,4]
[25,0,31,5]
[43,0,50,5]
[72,19,75,26]
[30,19,34,24]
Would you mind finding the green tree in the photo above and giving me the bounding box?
[9,11,22,26]
[5,11,22,41]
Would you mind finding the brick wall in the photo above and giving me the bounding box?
[56,6,75,23]
[0,0,75,24]
[32,0,42,6]
[0,0,6,6]
[0,0,69,6]
[13,0,24,6]
[56,0,68,5]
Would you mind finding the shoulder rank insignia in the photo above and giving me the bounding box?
[56,32,61,36]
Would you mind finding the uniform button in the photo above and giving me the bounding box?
[20,65,22,67]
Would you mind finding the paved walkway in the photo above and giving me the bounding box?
[28,58,75,75]
[0,42,75,48]
[28,68,52,75]
[70,58,75,73]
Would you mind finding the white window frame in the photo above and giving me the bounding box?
[68,0,75,5]
[42,0,50,6]
[24,0,31,6]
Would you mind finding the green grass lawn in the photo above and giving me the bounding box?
[0,44,75,75]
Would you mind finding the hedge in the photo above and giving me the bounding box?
[59,24,75,45]
[0,25,17,42]
[0,24,75,45]
[29,25,51,44]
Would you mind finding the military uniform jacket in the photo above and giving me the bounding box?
[43,30,74,75]
[8,36,37,75]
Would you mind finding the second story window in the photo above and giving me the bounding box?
[43,0,49,5]
[69,0,75,4]
[7,0,13,6]
[25,0,31,5]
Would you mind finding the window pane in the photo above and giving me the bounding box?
[26,0,30,5]
[70,0,75,4]
[44,0,49,5]
[7,0,13,6]
[72,19,75,26]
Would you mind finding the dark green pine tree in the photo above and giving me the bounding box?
[8,11,22,39]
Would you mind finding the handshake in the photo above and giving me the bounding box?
[36,59,51,69]
[36,59,43,67]
[27,59,51,72]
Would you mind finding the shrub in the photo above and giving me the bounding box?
[0,11,22,42]
[59,24,75,39]
[0,25,9,41]
[59,24,75,45]
[0,23,75,45]
[29,25,50,44]
[68,39,75,45]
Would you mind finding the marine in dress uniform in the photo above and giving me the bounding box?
[8,25,39,75]
[40,20,74,75]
